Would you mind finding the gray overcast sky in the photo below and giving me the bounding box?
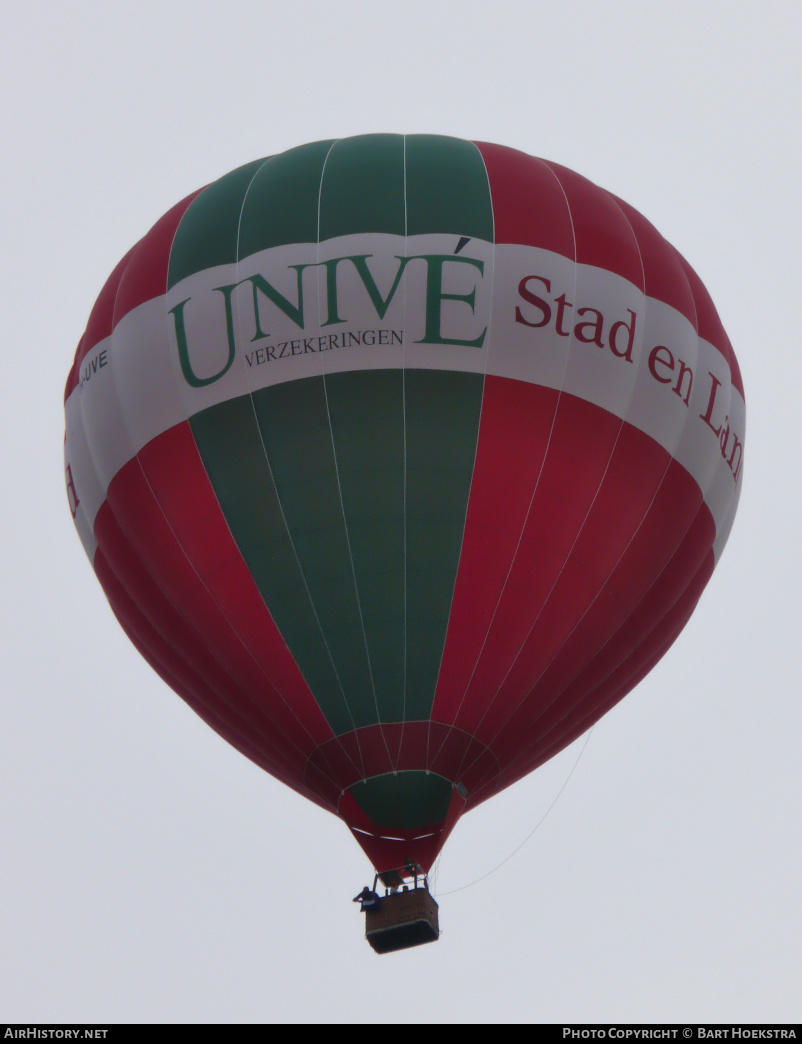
[2,0,800,1024]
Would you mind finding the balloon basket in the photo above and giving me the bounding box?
[354,865,439,954]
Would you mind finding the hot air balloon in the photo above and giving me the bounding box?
[64,135,744,952]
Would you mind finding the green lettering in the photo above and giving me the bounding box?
[411,254,487,347]
[234,268,308,339]
[349,255,411,318]
[321,254,412,327]
[170,296,236,388]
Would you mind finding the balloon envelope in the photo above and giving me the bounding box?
[64,135,744,874]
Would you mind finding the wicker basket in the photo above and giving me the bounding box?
[365,887,440,954]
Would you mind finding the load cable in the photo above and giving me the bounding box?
[434,726,594,897]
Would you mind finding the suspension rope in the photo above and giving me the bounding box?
[434,725,594,897]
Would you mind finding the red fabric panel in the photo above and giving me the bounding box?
[65,190,204,402]
[474,141,575,257]
[304,722,500,807]
[611,194,699,330]
[475,142,740,396]
[112,191,202,324]
[93,505,300,779]
[477,549,715,803]
[469,456,710,752]
[474,142,740,397]
[342,786,466,876]
[94,456,337,791]
[92,542,328,805]
[544,162,645,290]
[112,578,316,797]
[136,423,334,750]
[64,247,137,400]
[676,252,744,398]
[436,391,627,736]
[484,509,715,773]
[64,335,84,403]
[339,789,464,875]
[432,378,558,725]
[432,380,716,794]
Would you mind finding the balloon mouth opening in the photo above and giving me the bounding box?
[339,774,468,875]
[346,770,453,832]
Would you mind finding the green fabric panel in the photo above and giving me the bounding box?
[319,134,406,241]
[323,370,406,723]
[404,369,485,720]
[188,395,358,736]
[349,771,453,830]
[237,140,336,258]
[404,135,494,241]
[167,135,493,288]
[250,378,377,730]
[167,159,266,289]
[189,370,483,736]
[178,134,490,738]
